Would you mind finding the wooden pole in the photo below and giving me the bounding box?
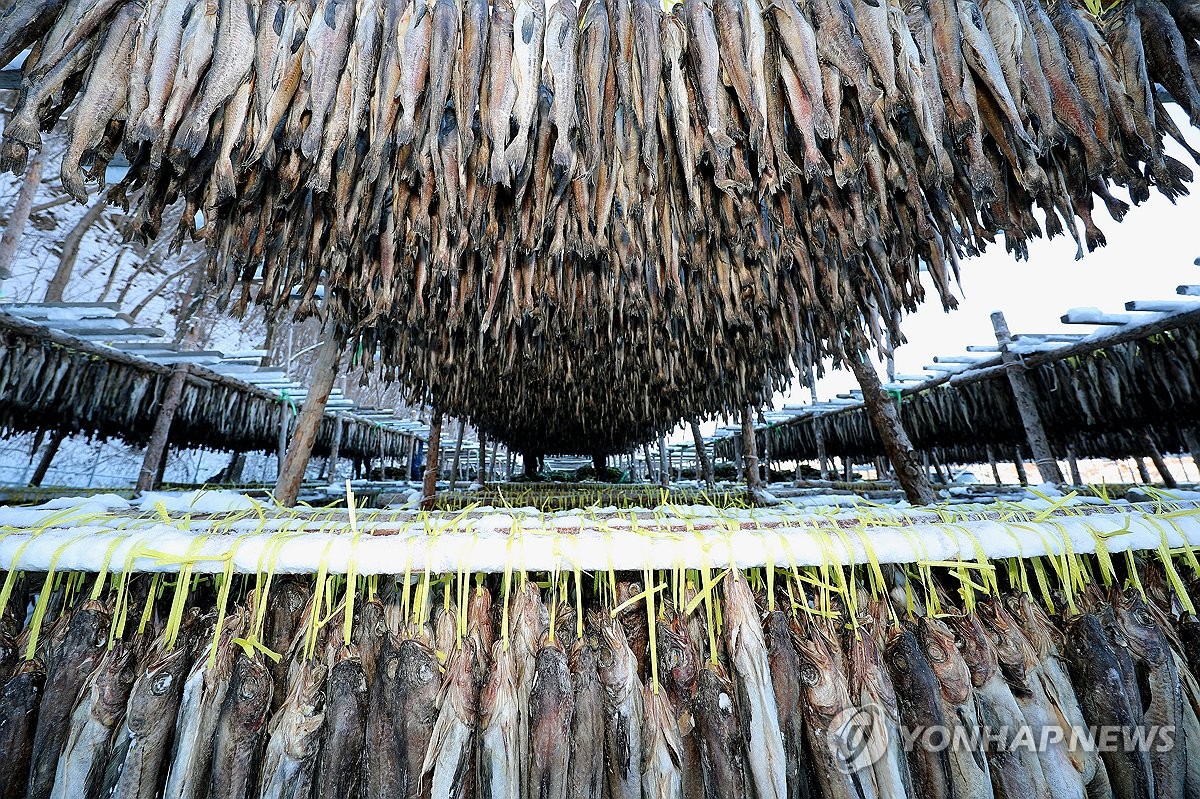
[1136,458,1153,485]
[488,441,498,481]
[741,405,762,491]
[986,446,1002,485]
[277,411,290,480]
[762,428,772,484]
[991,311,1064,484]
[274,320,343,506]
[845,350,936,505]
[1013,449,1029,486]
[1066,447,1083,486]
[844,457,852,483]
[1143,431,1178,488]
[690,422,714,488]
[658,436,670,487]
[28,428,67,487]
[814,419,830,480]
[478,435,487,485]
[1183,429,1200,476]
[0,152,42,296]
[448,421,466,490]
[422,412,444,509]
[137,363,190,493]
[930,450,948,484]
[327,414,343,482]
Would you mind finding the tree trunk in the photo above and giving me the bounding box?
[592,451,607,474]
[690,422,714,488]
[478,435,487,485]
[274,319,343,506]
[422,412,444,509]
[137,364,189,493]
[930,450,948,484]
[762,429,772,484]
[992,311,1064,484]
[1136,458,1153,485]
[488,441,498,481]
[643,443,656,483]
[523,450,537,479]
[29,427,66,487]
[0,152,42,295]
[222,451,246,484]
[1143,431,1178,488]
[44,197,106,303]
[845,351,935,505]
[658,436,669,487]
[741,406,762,491]
[448,421,466,490]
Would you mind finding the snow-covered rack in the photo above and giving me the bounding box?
[3,492,1200,576]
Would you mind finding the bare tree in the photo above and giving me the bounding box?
[44,197,106,302]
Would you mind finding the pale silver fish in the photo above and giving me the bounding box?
[156,0,218,163]
[299,0,356,160]
[134,0,194,142]
[420,638,478,799]
[483,0,517,181]
[395,0,432,146]
[48,643,138,799]
[258,660,327,799]
[503,0,545,175]
[60,0,143,201]
[595,610,644,799]
[643,686,685,799]
[723,571,786,799]
[543,0,579,168]
[171,0,256,158]
[453,0,489,155]
[477,640,519,799]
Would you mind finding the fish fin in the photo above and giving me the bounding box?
[3,113,43,148]
[60,164,89,203]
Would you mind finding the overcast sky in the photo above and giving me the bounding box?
[682,107,1200,442]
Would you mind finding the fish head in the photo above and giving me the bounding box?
[128,645,189,730]
[397,637,440,689]
[468,585,493,631]
[95,643,140,724]
[846,626,897,707]
[594,614,635,685]
[945,613,997,688]
[657,612,698,693]
[978,600,1035,683]
[353,598,388,646]
[794,622,850,716]
[231,653,273,721]
[917,617,972,706]
[1004,592,1061,661]
[1112,591,1169,666]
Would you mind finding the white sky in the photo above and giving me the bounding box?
[678,107,1200,443]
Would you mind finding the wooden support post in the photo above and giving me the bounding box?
[1066,447,1083,486]
[930,451,948,484]
[0,152,42,296]
[844,457,853,483]
[29,428,67,487]
[448,421,465,490]
[327,415,343,482]
[155,443,170,486]
[488,442,498,481]
[814,419,830,480]
[1185,430,1200,476]
[1136,458,1153,485]
[658,436,670,487]
[478,435,487,485]
[275,321,343,506]
[1143,431,1178,488]
[741,405,762,491]
[422,411,444,509]
[137,363,189,493]
[690,422,714,488]
[762,429,772,484]
[277,411,290,480]
[986,446,1002,485]
[845,350,936,505]
[732,435,743,478]
[1013,449,1029,486]
[992,311,1064,484]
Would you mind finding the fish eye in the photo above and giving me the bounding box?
[151,673,173,695]
[926,644,945,663]
[800,664,819,686]
[890,653,909,672]
[386,657,400,679]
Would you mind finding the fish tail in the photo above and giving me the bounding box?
[300,123,322,161]
[214,159,236,204]
[1084,226,1106,252]
[173,122,206,160]
[3,112,43,149]
[552,139,573,169]
[60,163,89,203]
[132,116,162,146]
[504,138,528,174]
[1165,153,1194,184]
[0,140,29,174]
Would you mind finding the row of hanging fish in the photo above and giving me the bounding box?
[4,556,1200,799]
[3,0,1200,453]
[758,321,1200,466]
